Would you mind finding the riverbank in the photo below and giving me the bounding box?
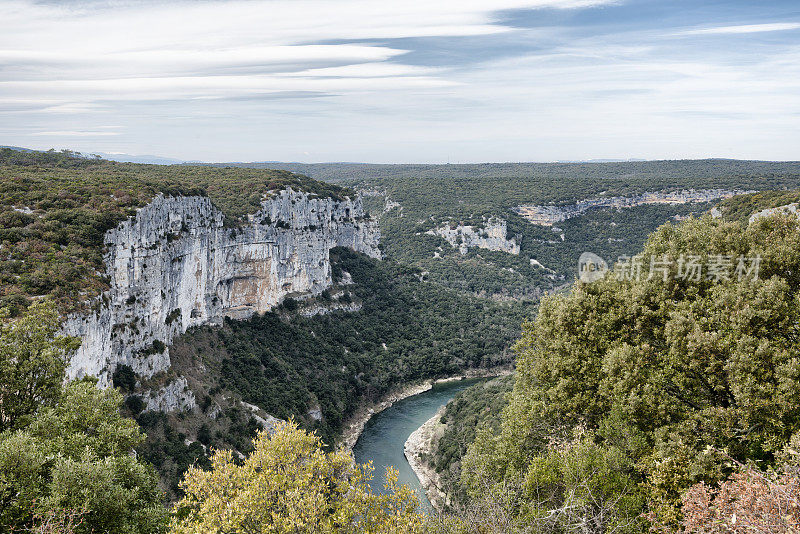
[338,367,511,451]
[404,405,448,511]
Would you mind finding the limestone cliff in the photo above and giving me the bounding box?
[63,188,380,386]
[427,217,520,255]
[749,203,800,224]
[515,189,754,226]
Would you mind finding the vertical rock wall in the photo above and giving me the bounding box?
[63,188,380,386]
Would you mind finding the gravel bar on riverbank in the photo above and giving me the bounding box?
[404,405,449,511]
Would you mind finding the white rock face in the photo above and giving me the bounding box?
[427,217,520,255]
[529,258,553,272]
[63,188,380,386]
[515,189,755,226]
[241,401,282,432]
[749,203,800,224]
[143,377,196,413]
[298,301,362,317]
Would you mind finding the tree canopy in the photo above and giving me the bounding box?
[0,301,168,534]
[0,299,79,432]
[172,420,424,534]
[460,213,800,531]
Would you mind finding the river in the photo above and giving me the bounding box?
[352,378,483,511]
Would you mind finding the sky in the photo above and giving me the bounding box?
[1,0,799,163]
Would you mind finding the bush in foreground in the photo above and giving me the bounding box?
[0,301,168,534]
[172,420,425,534]
[460,213,800,531]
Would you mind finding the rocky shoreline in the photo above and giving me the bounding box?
[338,367,511,452]
[406,370,514,511]
[404,405,449,511]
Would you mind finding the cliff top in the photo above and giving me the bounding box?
[0,148,354,315]
[716,188,800,222]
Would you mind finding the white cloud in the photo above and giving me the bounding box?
[279,63,443,79]
[29,130,120,137]
[0,0,615,107]
[1,0,799,162]
[680,22,800,35]
[38,103,108,114]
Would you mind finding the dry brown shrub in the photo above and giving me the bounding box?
[682,465,799,533]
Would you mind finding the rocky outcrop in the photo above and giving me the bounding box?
[298,301,362,317]
[427,217,520,255]
[515,189,755,226]
[749,203,800,224]
[143,377,196,413]
[63,188,380,386]
[240,401,283,432]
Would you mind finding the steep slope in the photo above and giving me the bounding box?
[0,148,348,315]
[137,247,526,497]
[0,149,379,387]
[63,189,379,385]
[1,149,531,499]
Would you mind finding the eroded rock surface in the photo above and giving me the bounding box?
[63,188,380,386]
[427,217,519,255]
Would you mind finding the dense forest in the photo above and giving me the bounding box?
[438,211,800,532]
[3,149,800,532]
[216,160,800,301]
[0,300,427,533]
[0,149,532,502]
[430,376,514,506]
[718,189,800,222]
[206,160,800,203]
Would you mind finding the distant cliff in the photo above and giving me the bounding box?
[63,188,380,386]
[514,189,755,226]
[427,217,520,255]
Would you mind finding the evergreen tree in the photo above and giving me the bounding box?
[0,302,169,533]
[0,300,79,432]
[461,213,800,531]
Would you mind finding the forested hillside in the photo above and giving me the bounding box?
[207,160,800,200]
[441,210,800,532]
[430,375,513,506]
[132,247,528,496]
[4,150,800,532]
[216,160,800,301]
[718,189,800,222]
[0,149,530,500]
[0,300,429,534]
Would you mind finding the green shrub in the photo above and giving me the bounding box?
[462,213,800,530]
[0,149,351,315]
[112,364,137,393]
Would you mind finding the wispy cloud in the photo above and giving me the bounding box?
[1,0,799,161]
[29,130,120,137]
[0,0,615,106]
[680,22,800,35]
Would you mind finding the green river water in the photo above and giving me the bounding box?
[352,378,483,511]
